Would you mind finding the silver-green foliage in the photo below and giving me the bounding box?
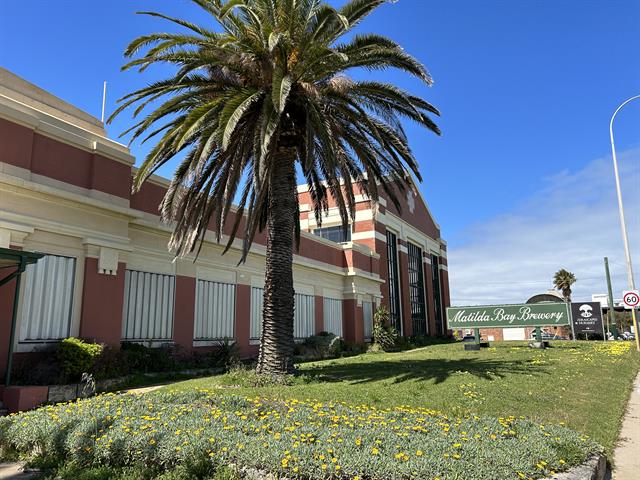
[0,389,600,479]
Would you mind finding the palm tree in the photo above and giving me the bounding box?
[553,269,576,303]
[109,0,440,375]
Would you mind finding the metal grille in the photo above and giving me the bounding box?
[251,288,315,340]
[122,270,175,341]
[363,301,373,340]
[194,280,235,340]
[19,254,75,342]
[294,293,315,339]
[386,231,401,331]
[323,297,343,337]
[408,243,427,336]
[431,254,444,335]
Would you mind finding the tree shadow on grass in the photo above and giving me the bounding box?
[302,357,547,385]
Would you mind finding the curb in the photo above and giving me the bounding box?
[548,454,607,480]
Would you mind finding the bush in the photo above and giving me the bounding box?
[300,332,343,359]
[57,338,103,381]
[91,346,130,380]
[0,390,601,479]
[120,342,176,373]
[372,306,398,351]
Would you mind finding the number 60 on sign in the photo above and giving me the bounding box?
[622,290,640,309]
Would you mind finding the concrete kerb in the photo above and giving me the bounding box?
[546,454,607,480]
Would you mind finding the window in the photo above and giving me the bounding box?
[313,225,351,243]
[19,254,75,342]
[194,280,235,340]
[250,287,264,341]
[122,270,175,341]
[323,297,343,336]
[294,293,315,339]
[251,288,315,340]
[431,254,444,335]
[386,231,401,332]
[408,243,427,336]
[363,301,374,341]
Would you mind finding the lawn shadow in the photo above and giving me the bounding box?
[303,357,547,385]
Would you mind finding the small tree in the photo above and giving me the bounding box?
[553,269,577,303]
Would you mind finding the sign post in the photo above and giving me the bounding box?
[622,290,640,351]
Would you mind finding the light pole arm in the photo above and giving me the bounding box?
[609,94,640,291]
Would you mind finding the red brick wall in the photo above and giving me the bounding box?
[234,284,253,357]
[79,259,126,346]
[342,299,364,343]
[173,276,196,351]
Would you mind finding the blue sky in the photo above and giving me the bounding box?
[2,1,638,303]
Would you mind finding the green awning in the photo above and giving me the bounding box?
[1,247,44,385]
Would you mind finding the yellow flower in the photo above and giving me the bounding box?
[416,450,423,456]
[371,447,380,455]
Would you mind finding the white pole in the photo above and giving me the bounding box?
[101,81,107,123]
[609,94,640,351]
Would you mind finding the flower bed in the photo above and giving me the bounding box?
[0,389,601,479]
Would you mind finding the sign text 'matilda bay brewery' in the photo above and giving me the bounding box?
[447,303,571,329]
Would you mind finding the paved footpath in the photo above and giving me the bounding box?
[612,372,640,480]
[0,463,39,480]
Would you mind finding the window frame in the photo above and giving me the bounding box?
[385,230,402,333]
[408,242,428,337]
[18,253,77,345]
[312,224,352,243]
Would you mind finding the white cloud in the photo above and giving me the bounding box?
[448,147,640,305]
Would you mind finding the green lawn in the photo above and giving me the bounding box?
[168,340,640,456]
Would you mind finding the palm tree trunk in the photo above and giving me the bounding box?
[256,148,297,375]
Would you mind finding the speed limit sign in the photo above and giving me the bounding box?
[622,290,640,309]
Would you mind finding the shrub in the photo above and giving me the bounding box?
[0,390,602,480]
[57,338,103,381]
[91,346,130,380]
[372,306,398,351]
[301,332,343,359]
[208,338,241,370]
[120,342,176,373]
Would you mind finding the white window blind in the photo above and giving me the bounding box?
[323,297,343,337]
[250,287,263,341]
[251,288,315,340]
[122,270,175,341]
[363,301,374,340]
[19,254,75,342]
[195,280,235,339]
[294,293,315,339]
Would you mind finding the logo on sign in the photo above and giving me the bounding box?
[570,302,605,336]
[579,304,593,318]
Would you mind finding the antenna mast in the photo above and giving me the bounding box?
[101,81,107,123]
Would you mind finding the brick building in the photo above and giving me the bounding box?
[0,68,450,382]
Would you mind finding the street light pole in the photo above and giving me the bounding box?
[610,94,640,351]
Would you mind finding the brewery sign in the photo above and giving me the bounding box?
[447,303,571,329]
[570,302,605,336]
